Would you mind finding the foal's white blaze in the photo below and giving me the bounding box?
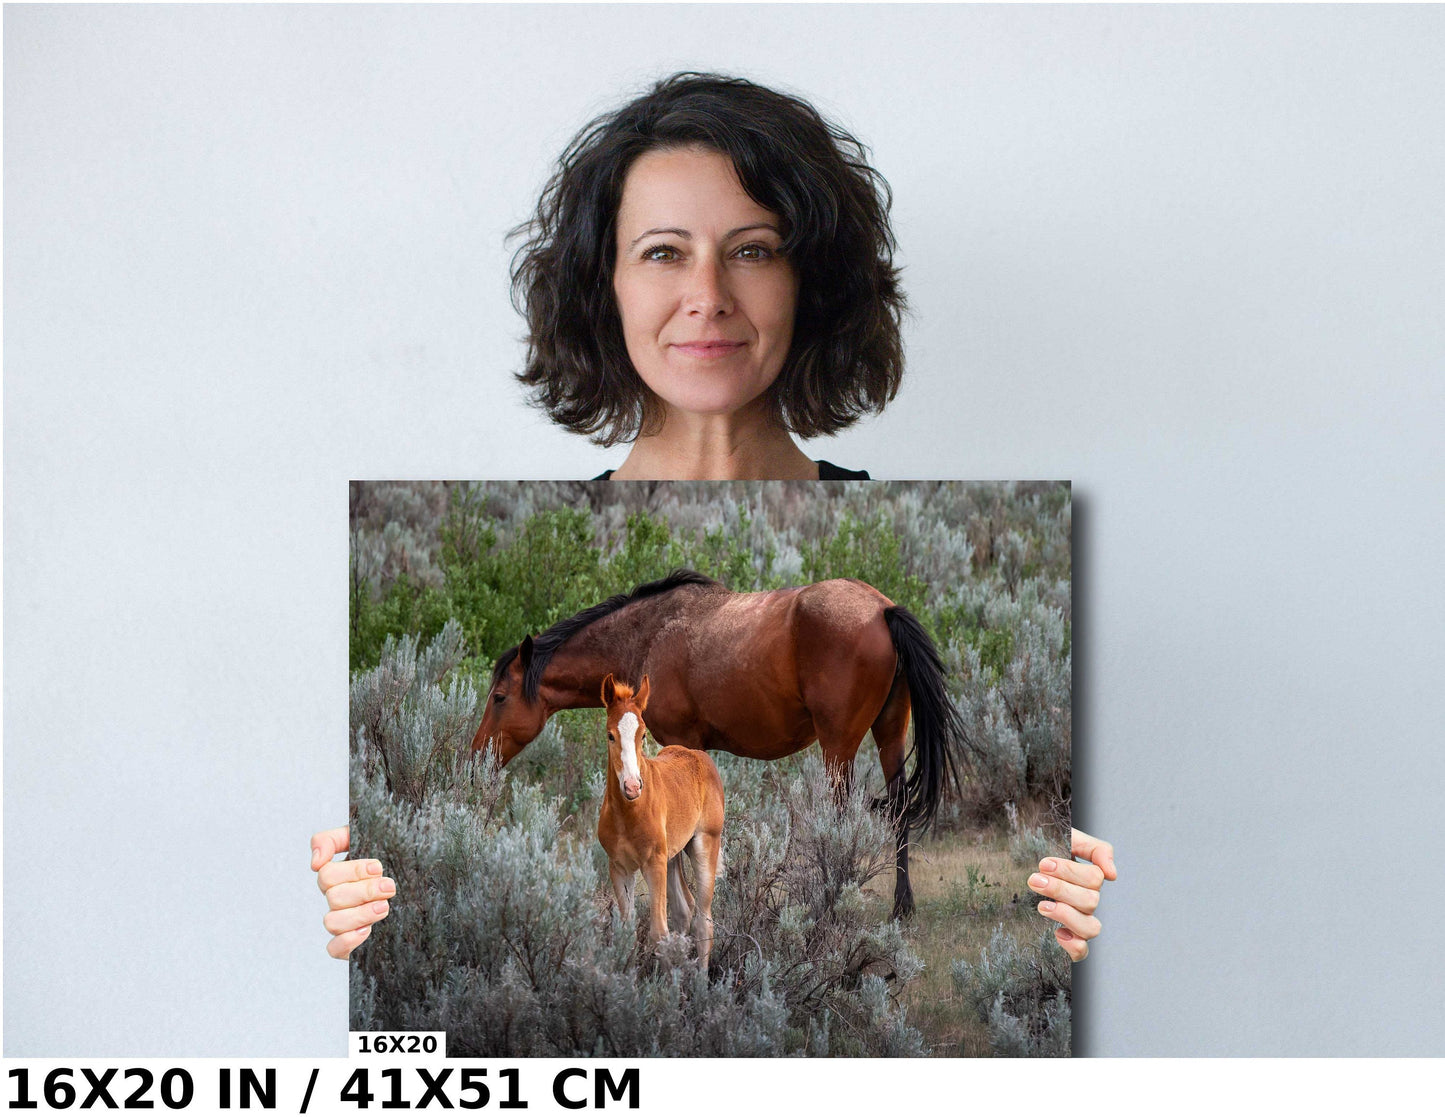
[617,711,643,796]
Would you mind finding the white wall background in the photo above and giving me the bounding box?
[5,4,1443,1056]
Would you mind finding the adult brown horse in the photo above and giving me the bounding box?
[470,569,965,918]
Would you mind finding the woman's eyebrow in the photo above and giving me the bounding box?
[629,227,690,249]
[725,223,781,240]
[627,223,781,251]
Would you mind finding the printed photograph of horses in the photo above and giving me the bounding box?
[349,480,1072,1056]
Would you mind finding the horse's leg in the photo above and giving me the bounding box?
[666,854,694,934]
[872,675,915,920]
[815,743,853,801]
[687,831,720,973]
[641,854,669,948]
[609,862,637,923]
[801,610,896,807]
[815,703,878,804]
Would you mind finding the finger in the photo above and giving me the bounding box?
[326,924,372,960]
[325,876,397,912]
[1036,856,1104,891]
[318,858,385,893]
[1028,871,1100,915]
[324,899,390,936]
[311,826,351,874]
[1054,925,1088,962]
[1037,898,1101,941]
[1071,829,1116,881]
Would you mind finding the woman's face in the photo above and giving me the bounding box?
[612,146,798,423]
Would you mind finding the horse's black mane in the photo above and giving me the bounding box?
[491,568,720,700]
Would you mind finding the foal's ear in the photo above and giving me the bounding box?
[601,673,617,706]
[636,674,650,710]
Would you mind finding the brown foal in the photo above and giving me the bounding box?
[596,673,725,969]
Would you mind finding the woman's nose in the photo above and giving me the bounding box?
[683,258,733,317]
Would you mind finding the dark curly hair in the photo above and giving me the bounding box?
[510,72,906,447]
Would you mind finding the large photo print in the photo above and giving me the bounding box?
[349,480,1072,1056]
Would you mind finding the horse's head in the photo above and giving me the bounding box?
[602,673,650,801]
[471,635,549,765]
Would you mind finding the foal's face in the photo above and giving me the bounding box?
[608,704,646,801]
[602,674,651,801]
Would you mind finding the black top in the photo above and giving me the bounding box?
[591,460,869,481]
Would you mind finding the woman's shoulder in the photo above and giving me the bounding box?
[593,462,870,481]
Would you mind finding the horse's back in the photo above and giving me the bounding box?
[795,578,893,624]
[793,578,896,663]
[644,578,898,759]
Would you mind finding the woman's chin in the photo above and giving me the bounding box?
[648,382,778,426]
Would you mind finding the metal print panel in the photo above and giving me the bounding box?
[348,480,1072,1057]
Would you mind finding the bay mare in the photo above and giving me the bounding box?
[597,674,724,967]
[471,570,965,918]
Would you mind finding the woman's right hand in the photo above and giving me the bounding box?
[311,826,395,959]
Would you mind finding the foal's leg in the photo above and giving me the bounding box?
[609,862,637,923]
[666,855,694,934]
[641,854,669,948]
[872,679,915,920]
[687,831,720,972]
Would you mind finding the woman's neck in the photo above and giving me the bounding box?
[610,404,819,481]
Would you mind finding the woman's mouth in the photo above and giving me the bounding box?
[671,340,746,359]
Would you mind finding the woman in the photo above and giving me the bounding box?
[316,72,1115,961]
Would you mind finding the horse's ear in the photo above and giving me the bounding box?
[601,673,616,706]
[518,635,534,673]
[636,674,650,710]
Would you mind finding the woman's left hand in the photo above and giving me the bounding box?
[1027,828,1117,961]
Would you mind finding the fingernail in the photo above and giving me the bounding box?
[367,860,383,875]
[1039,900,1056,913]
[1041,859,1058,873]
[357,925,371,939]
[1029,874,1049,890]
[378,878,396,896]
[372,900,389,915]
[1058,928,1074,940]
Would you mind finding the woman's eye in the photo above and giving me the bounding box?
[734,243,773,260]
[642,245,680,262]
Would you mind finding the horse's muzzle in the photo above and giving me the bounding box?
[623,778,642,800]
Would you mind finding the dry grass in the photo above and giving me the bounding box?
[862,824,1062,1057]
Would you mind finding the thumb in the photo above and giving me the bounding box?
[1071,828,1117,881]
[310,826,350,871]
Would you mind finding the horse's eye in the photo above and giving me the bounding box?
[494,694,506,705]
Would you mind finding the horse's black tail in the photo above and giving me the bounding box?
[885,605,966,833]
